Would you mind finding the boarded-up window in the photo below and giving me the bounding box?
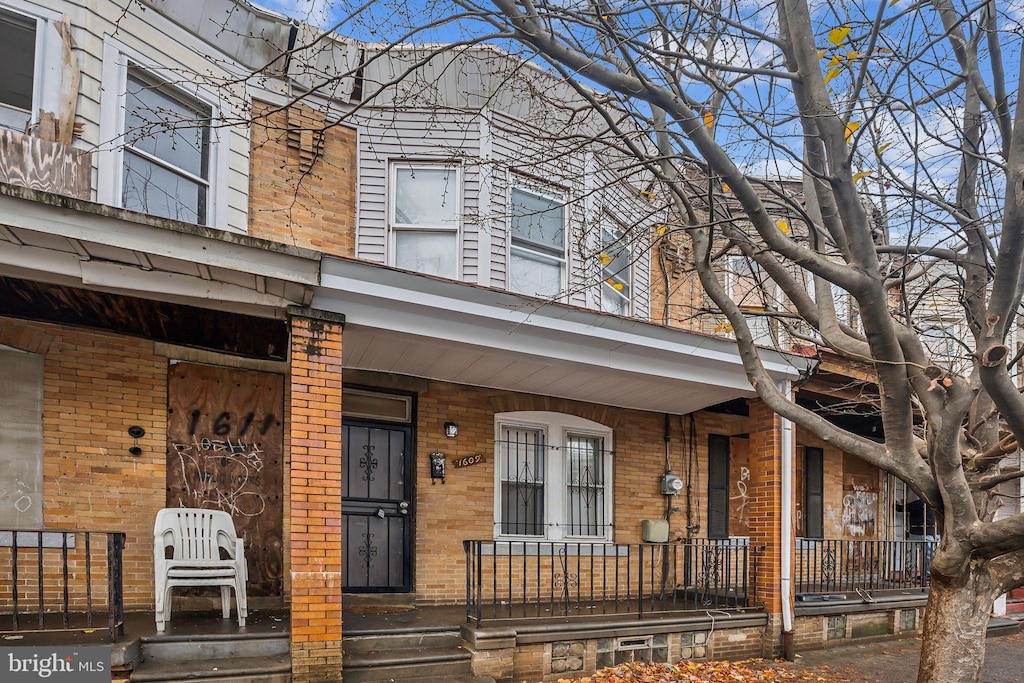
[707,434,730,538]
[167,363,284,596]
[842,453,878,538]
[0,349,43,528]
[804,447,824,538]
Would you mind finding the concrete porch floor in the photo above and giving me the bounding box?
[0,607,290,647]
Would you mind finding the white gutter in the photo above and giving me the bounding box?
[779,379,795,638]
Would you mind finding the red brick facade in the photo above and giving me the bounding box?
[287,311,345,682]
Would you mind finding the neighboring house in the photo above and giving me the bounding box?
[0,2,970,683]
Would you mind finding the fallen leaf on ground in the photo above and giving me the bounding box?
[549,658,852,682]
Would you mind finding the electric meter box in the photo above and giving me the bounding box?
[660,473,683,495]
[641,519,669,543]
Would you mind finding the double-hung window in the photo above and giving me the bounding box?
[390,164,460,278]
[121,67,212,224]
[99,39,227,228]
[495,412,612,541]
[600,220,631,315]
[509,183,566,298]
[0,4,59,133]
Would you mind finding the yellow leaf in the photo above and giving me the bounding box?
[845,120,861,143]
[828,26,851,46]
[817,50,827,60]
[776,219,790,234]
[722,182,730,193]
[714,321,734,334]
[599,253,612,265]
[852,170,874,183]
[703,110,714,128]
[613,282,624,291]
[826,55,841,68]
[654,225,668,235]
[847,50,859,61]
[889,0,899,5]
[823,67,841,86]
[877,141,892,153]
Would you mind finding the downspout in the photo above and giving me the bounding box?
[779,379,796,660]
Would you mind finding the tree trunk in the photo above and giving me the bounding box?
[917,569,995,683]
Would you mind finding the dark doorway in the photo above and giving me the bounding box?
[342,420,413,592]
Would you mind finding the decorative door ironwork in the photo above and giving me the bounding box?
[342,421,412,592]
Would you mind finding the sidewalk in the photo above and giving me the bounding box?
[766,631,1024,682]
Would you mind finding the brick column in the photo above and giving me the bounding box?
[287,308,345,682]
[747,398,786,656]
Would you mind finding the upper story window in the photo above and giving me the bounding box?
[122,67,212,224]
[0,4,59,133]
[99,38,228,229]
[726,256,777,346]
[495,412,613,541]
[600,219,631,315]
[390,163,460,278]
[509,182,566,298]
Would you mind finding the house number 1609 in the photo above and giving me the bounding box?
[453,454,484,468]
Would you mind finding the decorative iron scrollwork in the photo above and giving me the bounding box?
[553,547,578,615]
[358,530,378,572]
[359,443,378,482]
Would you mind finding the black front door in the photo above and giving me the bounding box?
[342,420,412,592]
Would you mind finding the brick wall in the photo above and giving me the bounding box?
[0,317,166,610]
[747,399,784,617]
[249,100,358,258]
[287,311,344,682]
[407,381,752,604]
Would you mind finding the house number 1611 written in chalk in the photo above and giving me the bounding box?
[453,454,484,468]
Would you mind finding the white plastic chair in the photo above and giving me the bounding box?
[154,508,248,632]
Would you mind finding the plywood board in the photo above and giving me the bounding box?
[167,363,284,596]
[0,349,43,528]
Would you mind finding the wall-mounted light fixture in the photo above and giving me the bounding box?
[127,426,146,457]
[444,421,458,438]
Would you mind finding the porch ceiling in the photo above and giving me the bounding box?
[317,258,810,415]
[0,184,319,318]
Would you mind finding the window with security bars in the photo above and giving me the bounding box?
[565,434,606,536]
[498,426,545,536]
[495,412,614,540]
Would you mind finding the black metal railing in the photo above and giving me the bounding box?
[464,539,758,625]
[795,538,935,595]
[1,529,126,641]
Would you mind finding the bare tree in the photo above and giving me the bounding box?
[330,2,1024,680]
[156,0,1024,679]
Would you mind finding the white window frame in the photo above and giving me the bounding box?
[387,161,462,279]
[726,256,778,346]
[0,1,61,133]
[494,411,613,542]
[600,216,632,316]
[98,36,230,230]
[508,179,568,299]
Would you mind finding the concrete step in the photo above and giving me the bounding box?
[139,632,289,661]
[343,630,463,652]
[130,653,290,682]
[341,644,473,683]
